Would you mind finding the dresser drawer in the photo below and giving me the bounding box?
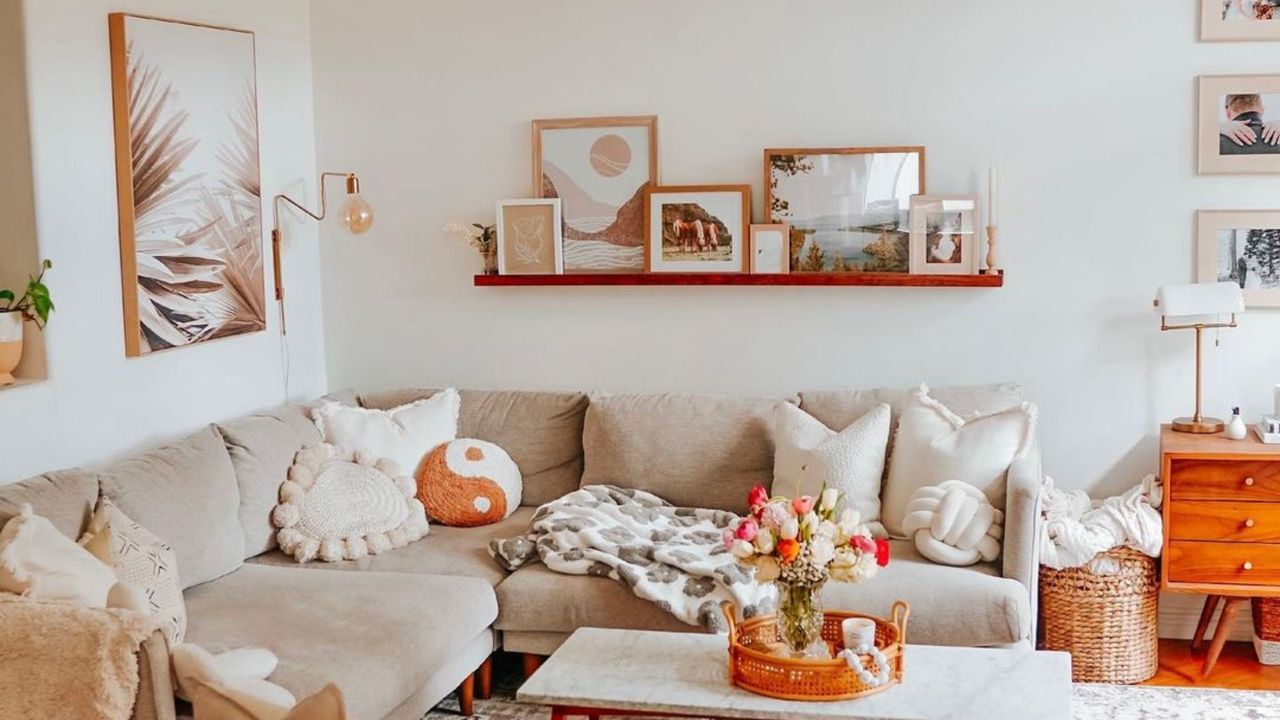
[1167,540,1280,586]
[1169,502,1280,542]
[1168,459,1280,501]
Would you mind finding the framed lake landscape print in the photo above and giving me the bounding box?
[1198,75,1280,174]
[909,195,980,276]
[765,147,924,273]
[1197,210,1280,308]
[109,14,264,357]
[643,185,750,273]
[533,116,658,273]
[496,199,563,275]
[1202,0,1280,41]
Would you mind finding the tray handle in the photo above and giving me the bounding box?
[891,600,910,645]
[721,601,738,637]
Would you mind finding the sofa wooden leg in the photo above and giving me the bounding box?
[457,673,475,716]
[522,652,544,678]
[476,655,493,699]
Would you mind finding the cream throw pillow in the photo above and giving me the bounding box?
[772,403,891,533]
[0,504,117,607]
[313,388,460,477]
[81,497,186,646]
[882,385,1036,538]
[191,681,346,720]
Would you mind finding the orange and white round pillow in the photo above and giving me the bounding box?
[417,439,522,527]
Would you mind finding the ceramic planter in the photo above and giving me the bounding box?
[0,312,22,386]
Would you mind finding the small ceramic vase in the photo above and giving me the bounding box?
[1225,407,1247,441]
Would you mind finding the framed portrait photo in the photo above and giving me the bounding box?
[1197,209,1280,308]
[909,195,981,276]
[1198,75,1280,174]
[496,199,563,275]
[750,224,790,274]
[1201,0,1280,41]
[643,185,750,274]
[765,147,924,273]
[532,116,657,273]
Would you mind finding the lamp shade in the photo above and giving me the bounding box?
[1155,282,1244,318]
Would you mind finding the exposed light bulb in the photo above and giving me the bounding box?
[339,193,374,234]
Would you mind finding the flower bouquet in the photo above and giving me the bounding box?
[724,485,890,657]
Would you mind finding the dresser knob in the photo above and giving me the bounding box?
[1245,518,1257,529]
[1243,562,1254,571]
[1244,477,1256,487]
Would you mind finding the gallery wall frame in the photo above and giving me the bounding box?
[496,198,563,275]
[1201,0,1280,41]
[1197,74,1280,175]
[643,184,751,274]
[1197,209,1280,308]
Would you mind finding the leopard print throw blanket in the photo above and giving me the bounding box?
[490,485,776,631]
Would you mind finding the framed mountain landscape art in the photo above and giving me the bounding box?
[109,14,264,357]
[533,116,658,273]
[765,147,925,274]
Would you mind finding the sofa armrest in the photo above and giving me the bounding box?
[131,630,176,720]
[1003,440,1043,640]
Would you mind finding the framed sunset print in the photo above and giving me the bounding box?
[643,185,750,273]
[532,116,658,273]
[1202,0,1280,41]
[1197,210,1280,308]
[765,147,924,273]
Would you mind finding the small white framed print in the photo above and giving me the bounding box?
[496,199,563,275]
[749,224,790,274]
[908,195,981,276]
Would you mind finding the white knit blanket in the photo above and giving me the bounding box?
[1038,475,1163,570]
[490,485,775,630]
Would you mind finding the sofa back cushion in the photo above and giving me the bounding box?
[360,388,588,507]
[580,394,783,513]
[0,469,99,539]
[217,403,323,558]
[98,425,244,589]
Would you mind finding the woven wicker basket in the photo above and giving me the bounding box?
[722,601,909,702]
[1039,547,1158,684]
[1253,598,1280,665]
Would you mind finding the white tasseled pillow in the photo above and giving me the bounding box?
[0,504,118,607]
[312,388,460,477]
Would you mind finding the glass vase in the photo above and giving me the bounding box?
[775,579,826,657]
[482,245,499,275]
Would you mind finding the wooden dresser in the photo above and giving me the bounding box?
[1161,424,1280,675]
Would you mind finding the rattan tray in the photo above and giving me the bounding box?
[722,600,909,702]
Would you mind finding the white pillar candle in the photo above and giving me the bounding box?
[842,617,876,651]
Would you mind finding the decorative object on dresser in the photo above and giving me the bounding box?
[417,438,521,527]
[1197,75,1280,174]
[643,185,751,273]
[749,224,790,274]
[495,199,563,275]
[1154,282,1245,433]
[1201,0,1280,41]
[532,115,658,273]
[1197,209,1280,308]
[108,14,267,356]
[1161,425,1280,676]
[0,258,52,387]
[908,195,981,276]
[1228,407,1250,440]
[765,147,924,274]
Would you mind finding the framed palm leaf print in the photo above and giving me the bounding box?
[109,14,265,357]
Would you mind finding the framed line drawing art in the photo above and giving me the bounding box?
[532,116,658,273]
[908,195,981,276]
[1198,74,1280,174]
[750,224,790,274]
[1201,0,1280,41]
[109,14,264,357]
[496,199,563,275]
[643,185,751,274]
[1197,209,1280,307]
[765,147,924,273]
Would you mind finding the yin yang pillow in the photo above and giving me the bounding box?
[417,439,522,527]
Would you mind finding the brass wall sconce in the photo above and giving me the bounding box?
[271,172,374,332]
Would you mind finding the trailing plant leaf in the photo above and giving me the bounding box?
[1,259,54,328]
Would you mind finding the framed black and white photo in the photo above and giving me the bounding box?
[1197,210,1280,307]
[1201,0,1280,41]
[909,195,980,276]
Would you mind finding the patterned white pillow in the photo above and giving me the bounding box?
[312,388,459,477]
[82,497,186,646]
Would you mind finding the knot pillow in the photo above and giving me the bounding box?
[417,439,521,527]
[274,445,429,563]
[901,481,1003,567]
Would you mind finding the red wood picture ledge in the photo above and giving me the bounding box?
[474,272,1004,288]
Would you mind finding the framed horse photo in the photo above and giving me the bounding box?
[643,185,751,273]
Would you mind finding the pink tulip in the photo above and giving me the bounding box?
[722,528,736,549]
[735,517,760,543]
[792,496,816,516]
[851,535,876,554]
[748,486,770,513]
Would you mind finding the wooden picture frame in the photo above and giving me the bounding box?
[1196,209,1280,308]
[109,13,264,357]
[1198,74,1280,175]
[749,224,790,274]
[908,195,981,276]
[1201,0,1280,41]
[496,199,563,276]
[765,147,925,273]
[643,184,751,274]
[532,116,658,273]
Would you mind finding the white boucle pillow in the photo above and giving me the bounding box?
[882,384,1036,538]
[0,504,118,607]
[772,402,891,534]
[313,388,460,477]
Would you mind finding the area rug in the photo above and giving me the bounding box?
[424,662,1280,720]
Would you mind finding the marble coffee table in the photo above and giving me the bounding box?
[517,627,1072,720]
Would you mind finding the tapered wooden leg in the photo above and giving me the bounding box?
[550,709,567,720]
[457,673,475,716]
[1191,595,1221,651]
[522,652,544,678]
[1202,597,1245,677]
[476,656,492,699]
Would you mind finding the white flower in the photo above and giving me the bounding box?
[760,502,791,530]
[731,539,756,560]
[816,519,837,540]
[780,517,800,540]
[754,555,782,582]
[809,537,836,567]
[800,511,820,537]
[837,508,861,536]
[853,551,879,580]
[829,547,858,583]
[820,487,840,513]
[753,529,776,554]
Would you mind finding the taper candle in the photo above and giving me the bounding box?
[988,165,999,226]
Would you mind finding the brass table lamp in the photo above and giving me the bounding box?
[1155,282,1245,434]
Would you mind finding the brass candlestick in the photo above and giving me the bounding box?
[982,225,1001,275]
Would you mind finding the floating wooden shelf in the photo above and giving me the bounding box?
[474,272,1004,288]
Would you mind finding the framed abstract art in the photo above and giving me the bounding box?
[496,199,563,275]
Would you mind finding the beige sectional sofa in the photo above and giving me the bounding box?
[0,383,1043,719]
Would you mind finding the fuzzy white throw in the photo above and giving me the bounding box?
[490,485,775,631]
[1039,475,1164,570]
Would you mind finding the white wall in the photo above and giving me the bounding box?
[311,0,1280,500]
[0,0,327,483]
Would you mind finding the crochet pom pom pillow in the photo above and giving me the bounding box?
[417,439,521,527]
[273,445,429,563]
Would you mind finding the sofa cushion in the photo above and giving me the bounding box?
[217,403,323,559]
[249,506,535,588]
[580,394,784,513]
[495,563,695,636]
[0,469,98,539]
[98,425,244,589]
[361,389,588,507]
[184,564,497,720]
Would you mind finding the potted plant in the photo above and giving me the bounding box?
[0,259,53,386]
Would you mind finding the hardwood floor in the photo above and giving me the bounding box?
[1145,639,1280,689]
